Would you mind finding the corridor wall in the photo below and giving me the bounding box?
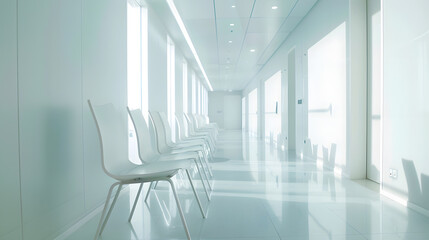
[0,0,208,239]
[383,0,429,213]
[242,0,367,179]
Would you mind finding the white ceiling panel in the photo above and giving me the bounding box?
[290,0,319,17]
[281,16,303,32]
[165,0,318,91]
[173,0,214,19]
[252,0,297,18]
[241,32,271,54]
[214,0,255,18]
[216,17,249,34]
[184,19,219,64]
[247,17,285,33]
[247,17,285,42]
[257,32,290,65]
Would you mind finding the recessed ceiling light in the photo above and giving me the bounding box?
[250,49,256,52]
[272,6,278,10]
[228,40,232,43]
[231,5,236,8]
[230,23,235,27]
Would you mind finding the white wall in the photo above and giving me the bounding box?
[148,7,168,113]
[175,50,185,114]
[0,0,210,239]
[208,91,242,129]
[383,0,429,212]
[0,1,22,239]
[0,0,127,239]
[367,0,382,183]
[243,0,367,179]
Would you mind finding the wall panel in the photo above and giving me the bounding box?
[82,0,127,210]
[17,0,85,239]
[0,0,22,239]
[383,0,429,211]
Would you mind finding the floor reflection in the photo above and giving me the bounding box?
[66,130,429,240]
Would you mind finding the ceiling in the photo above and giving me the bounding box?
[172,0,318,91]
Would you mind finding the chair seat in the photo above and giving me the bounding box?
[158,151,200,162]
[170,145,204,154]
[174,141,203,147]
[116,159,192,182]
[180,138,206,145]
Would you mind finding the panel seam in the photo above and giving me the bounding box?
[16,0,25,239]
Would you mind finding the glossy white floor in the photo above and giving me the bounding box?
[65,131,429,240]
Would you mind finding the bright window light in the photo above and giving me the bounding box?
[248,88,258,137]
[127,0,148,164]
[167,36,176,141]
[265,71,282,145]
[166,0,213,91]
[183,61,188,113]
[192,72,197,114]
[307,22,346,167]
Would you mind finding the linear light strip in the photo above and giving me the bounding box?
[166,0,214,91]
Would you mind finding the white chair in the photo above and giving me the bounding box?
[184,113,217,155]
[196,114,219,137]
[192,114,218,139]
[185,113,216,139]
[203,115,219,132]
[127,108,210,203]
[159,112,213,179]
[176,113,216,154]
[150,111,213,191]
[176,114,215,176]
[88,100,198,240]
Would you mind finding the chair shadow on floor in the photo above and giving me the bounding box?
[402,159,429,211]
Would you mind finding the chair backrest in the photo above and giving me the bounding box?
[149,111,171,153]
[196,115,206,128]
[175,113,189,140]
[190,114,201,130]
[204,115,210,124]
[192,114,204,129]
[184,113,197,135]
[159,112,175,145]
[128,108,160,163]
[88,100,135,179]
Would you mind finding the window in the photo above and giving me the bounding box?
[248,89,258,136]
[167,36,176,141]
[191,72,196,114]
[183,61,188,113]
[202,86,208,115]
[265,71,282,145]
[197,79,201,114]
[127,0,148,164]
[242,96,246,130]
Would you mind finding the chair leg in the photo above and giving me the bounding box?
[167,178,191,240]
[198,152,213,191]
[194,158,211,201]
[128,183,144,222]
[204,149,214,177]
[185,169,206,218]
[94,182,121,240]
[144,182,154,203]
[99,184,123,236]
